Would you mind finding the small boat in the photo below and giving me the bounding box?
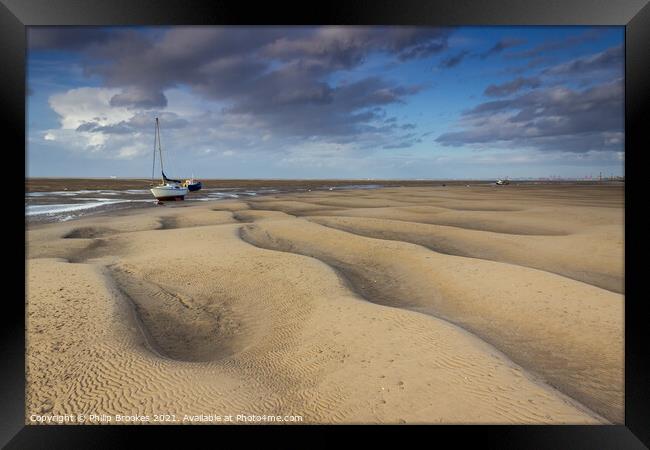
[183,175,202,192]
[149,118,188,201]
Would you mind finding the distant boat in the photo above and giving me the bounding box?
[149,117,188,201]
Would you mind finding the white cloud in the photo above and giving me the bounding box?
[45,87,138,155]
[40,86,278,167]
[48,87,134,130]
[117,143,149,159]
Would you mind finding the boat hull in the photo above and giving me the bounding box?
[155,196,185,201]
[187,182,202,192]
[150,185,189,200]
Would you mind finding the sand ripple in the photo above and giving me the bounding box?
[26,187,622,424]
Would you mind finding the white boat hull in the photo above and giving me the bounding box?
[150,184,189,200]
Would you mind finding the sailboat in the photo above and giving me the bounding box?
[150,117,189,201]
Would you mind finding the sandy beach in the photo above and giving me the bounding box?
[26,183,624,424]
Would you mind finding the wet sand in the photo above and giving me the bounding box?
[26,184,624,424]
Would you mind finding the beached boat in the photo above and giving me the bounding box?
[183,175,202,192]
[151,177,189,200]
[150,117,188,201]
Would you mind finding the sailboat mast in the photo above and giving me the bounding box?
[151,118,157,183]
[156,117,165,183]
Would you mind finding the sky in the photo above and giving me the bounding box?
[26,26,624,179]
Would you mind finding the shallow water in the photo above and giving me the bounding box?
[25,182,386,223]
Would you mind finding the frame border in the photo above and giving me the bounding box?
[4,0,648,447]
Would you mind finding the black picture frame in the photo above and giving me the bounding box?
[4,0,648,447]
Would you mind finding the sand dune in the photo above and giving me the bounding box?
[305,206,605,236]
[305,216,623,293]
[26,185,623,424]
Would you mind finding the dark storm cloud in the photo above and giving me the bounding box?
[264,27,451,67]
[224,76,423,140]
[479,38,526,59]
[54,26,445,144]
[436,79,623,153]
[109,87,169,109]
[484,77,541,97]
[439,50,470,69]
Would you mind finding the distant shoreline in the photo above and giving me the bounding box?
[26,177,624,192]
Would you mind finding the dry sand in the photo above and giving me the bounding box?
[26,184,624,424]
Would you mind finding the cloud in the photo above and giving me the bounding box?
[221,74,422,142]
[45,87,193,159]
[83,27,448,107]
[274,141,373,171]
[437,39,524,69]
[109,87,168,109]
[265,27,450,66]
[75,111,189,134]
[436,79,623,153]
[479,38,526,59]
[28,27,114,51]
[48,87,134,130]
[43,82,418,167]
[30,26,625,178]
[506,29,605,60]
[543,45,623,76]
[116,143,149,159]
[505,56,554,75]
[484,76,541,97]
[383,139,422,149]
[36,27,447,152]
[439,50,470,68]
